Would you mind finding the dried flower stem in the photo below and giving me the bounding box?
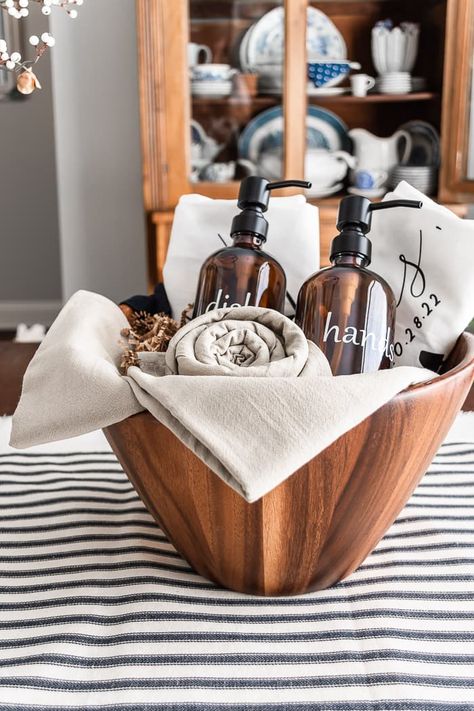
[119,306,195,374]
[0,0,84,82]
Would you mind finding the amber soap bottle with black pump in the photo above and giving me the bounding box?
[193,176,311,318]
[295,195,422,375]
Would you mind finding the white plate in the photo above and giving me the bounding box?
[192,91,232,97]
[192,83,232,90]
[246,6,346,71]
[378,80,411,85]
[192,85,232,90]
[238,105,350,163]
[192,82,232,96]
[307,85,349,96]
[239,23,255,72]
[377,79,411,85]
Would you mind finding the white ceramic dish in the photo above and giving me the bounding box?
[238,23,254,72]
[238,105,350,164]
[371,23,419,75]
[191,64,235,81]
[191,80,233,96]
[240,6,346,73]
[379,88,411,95]
[307,85,349,96]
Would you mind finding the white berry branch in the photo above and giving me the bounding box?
[0,0,83,94]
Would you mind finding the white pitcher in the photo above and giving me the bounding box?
[305,149,356,190]
[348,128,412,173]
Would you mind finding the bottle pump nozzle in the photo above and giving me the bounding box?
[331,195,423,264]
[232,176,312,242]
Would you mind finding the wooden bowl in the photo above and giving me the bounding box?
[104,333,474,596]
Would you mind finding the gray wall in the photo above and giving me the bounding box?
[0,9,62,312]
[50,0,147,304]
[0,0,147,327]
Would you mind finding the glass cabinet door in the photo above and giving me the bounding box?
[188,0,287,188]
[440,0,474,202]
[467,65,474,180]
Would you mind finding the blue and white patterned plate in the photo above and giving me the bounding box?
[245,6,346,70]
[238,105,350,164]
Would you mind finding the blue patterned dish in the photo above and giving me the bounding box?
[307,61,361,88]
[238,105,350,165]
[244,7,347,70]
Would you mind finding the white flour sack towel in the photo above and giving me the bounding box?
[370,181,474,369]
[163,193,319,319]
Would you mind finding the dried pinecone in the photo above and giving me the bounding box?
[119,305,194,374]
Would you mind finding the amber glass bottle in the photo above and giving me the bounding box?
[193,176,311,318]
[193,232,286,316]
[296,253,397,375]
[295,195,422,375]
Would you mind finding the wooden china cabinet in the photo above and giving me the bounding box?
[136,0,474,288]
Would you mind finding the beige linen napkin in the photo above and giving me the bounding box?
[11,291,433,502]
[165,306,311,377]
[11,291,143,447]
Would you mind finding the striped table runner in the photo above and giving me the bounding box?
[0,417,473,710]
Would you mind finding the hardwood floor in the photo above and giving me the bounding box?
[0,342,38,416]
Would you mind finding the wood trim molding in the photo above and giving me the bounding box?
[283,0,307,180]
[0,301,62,329]
[136,0,191,210]
[439,0,474,202]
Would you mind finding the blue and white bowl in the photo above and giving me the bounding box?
[307,60,360,88]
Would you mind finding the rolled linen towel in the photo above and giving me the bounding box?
[165,306,310,378]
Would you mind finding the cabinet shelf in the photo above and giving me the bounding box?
[191,91,438,106]
[192,95,278,106]
[308,91,439,103]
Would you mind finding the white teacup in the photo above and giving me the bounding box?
[350,74,376,97]
[187,42,212,67]
[191,64,237,82]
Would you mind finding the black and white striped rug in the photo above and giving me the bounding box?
[0,415,473,710]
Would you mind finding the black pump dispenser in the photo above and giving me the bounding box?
[330,195,423,263]
[193,175,311,318]
[230,177,312,243]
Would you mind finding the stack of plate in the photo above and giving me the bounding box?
[389,165,437,195]
[191,80,232,97]
[375,71,411,94]
[390,120,440,195]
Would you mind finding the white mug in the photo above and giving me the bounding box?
[187,42,212,67]
[350,74,376,97]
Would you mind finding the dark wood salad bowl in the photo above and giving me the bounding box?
[104,333,474,596]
